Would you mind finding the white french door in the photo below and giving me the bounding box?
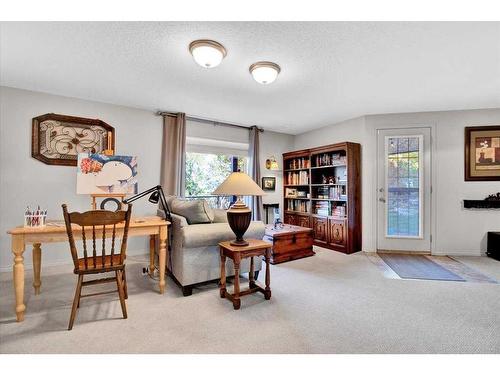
[377,128,431,252]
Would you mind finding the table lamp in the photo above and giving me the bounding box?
[213,171,265,246]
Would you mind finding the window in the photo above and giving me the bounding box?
[385,136,422,237]
[184,119,250,206]
[185,152,247,206]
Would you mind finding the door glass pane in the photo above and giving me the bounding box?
[386,136,421,237]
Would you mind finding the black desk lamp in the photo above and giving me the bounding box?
[123,185,172,276]
[123,185,172,222]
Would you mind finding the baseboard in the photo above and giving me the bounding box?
[377,249,486,257]
[431,250,484,257]
[377,249,431,255]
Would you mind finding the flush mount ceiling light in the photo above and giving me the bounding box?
[189,39,227,68]
[249,61,281,84]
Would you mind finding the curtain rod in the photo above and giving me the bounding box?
[156,111,264,132]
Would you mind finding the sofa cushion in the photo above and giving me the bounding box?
[182,221,265,248]
[165,195,177,208]
[171,198,214,224]
[212,209,228,223]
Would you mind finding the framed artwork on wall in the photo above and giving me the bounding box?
[262,176,276,191]
[464,125,500,181]
[32,113,115,166]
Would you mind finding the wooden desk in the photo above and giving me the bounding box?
[7,216,170,322]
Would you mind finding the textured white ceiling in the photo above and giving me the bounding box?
[1,22,499,134]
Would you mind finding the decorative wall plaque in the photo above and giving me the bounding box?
[32,113,115,166]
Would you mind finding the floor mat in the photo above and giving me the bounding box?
[379,254,465,281]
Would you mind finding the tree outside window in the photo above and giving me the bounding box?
[185,152,247,197]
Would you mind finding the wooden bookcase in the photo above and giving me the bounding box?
[282,142,361,254]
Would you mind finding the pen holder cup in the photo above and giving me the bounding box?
[24,213,47,228]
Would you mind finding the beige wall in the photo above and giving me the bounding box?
[259,130,295,221]
[0,86,163,270]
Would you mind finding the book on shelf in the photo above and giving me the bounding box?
[332,205,346,217]
[314,186,345,199]
[312,201,347,217]
[313,201,330,216]
[314,153,347,167]
[286,199,308,213]
[288,157,310,170]
[332,154,347,166]
[286,170,309,185]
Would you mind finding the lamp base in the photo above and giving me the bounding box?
[226,197,252,247]
[229,238,249,247]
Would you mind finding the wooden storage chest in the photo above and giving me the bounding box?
[264,224,314,264]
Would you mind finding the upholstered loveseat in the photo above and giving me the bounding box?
[159,197,265,296]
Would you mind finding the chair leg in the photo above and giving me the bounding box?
[122,268,128,299]
[68,274,83,331]
[116,270,128,319]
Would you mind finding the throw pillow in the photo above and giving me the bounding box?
[171,199,215,224]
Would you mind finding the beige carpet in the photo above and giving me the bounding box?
[1,248,499,354]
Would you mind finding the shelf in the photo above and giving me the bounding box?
[463,200,500,209]
[311,183,346,186]
[285,210,310,215]
[311,214,347,220]
[311,198,347,202]
[285,197,309,200]
[310,164,346,169]
[284,168,309,172]
[284,184,309,187]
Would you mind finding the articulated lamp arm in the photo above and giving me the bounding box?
[123,185,172,222]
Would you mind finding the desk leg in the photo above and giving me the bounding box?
[233,255,241,310]
[158,226,167,294]
[12,235,26,322]
[264,248,271,300]
[149,235,156,276]
[32,243,41,295]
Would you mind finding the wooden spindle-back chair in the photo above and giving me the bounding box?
[62,203,132,330]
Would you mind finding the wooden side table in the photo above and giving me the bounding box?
[219,239,272,310]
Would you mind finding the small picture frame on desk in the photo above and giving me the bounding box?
[262,177,276,191]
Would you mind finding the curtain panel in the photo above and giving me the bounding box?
[249,126,263,220]
[160,113,186,197]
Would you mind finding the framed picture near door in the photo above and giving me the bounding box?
[262,176,276,191]
[464,125,500,181]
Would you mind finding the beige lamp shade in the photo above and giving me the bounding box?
[213,172,265,196]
